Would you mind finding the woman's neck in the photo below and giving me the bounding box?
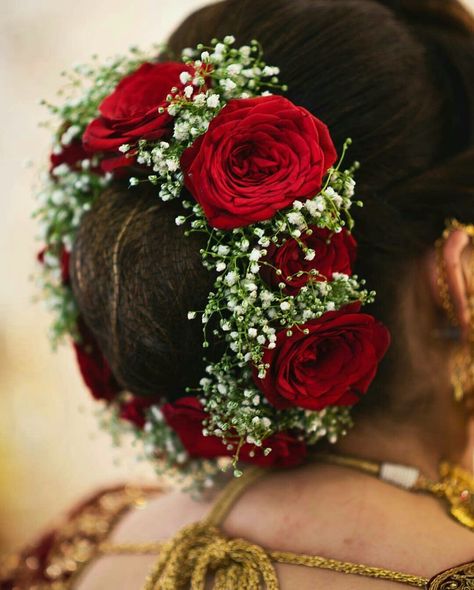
[332,392,471,481]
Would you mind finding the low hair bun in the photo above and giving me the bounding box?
[70,182,215,401]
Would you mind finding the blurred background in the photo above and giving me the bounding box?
[0,0,215,553]
[1,0,473,554]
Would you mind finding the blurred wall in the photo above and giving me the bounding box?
[1,0,473,554]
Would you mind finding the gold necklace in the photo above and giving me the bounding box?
[317,453,474,531]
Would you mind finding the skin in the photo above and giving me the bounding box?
[77,231,474,590]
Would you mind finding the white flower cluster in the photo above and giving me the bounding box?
[36,47,157,343]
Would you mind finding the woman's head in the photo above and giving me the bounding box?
[71,0,474,424]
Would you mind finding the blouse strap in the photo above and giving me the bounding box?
[204,466,266,527]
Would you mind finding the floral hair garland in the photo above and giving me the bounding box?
[36,37,390,488]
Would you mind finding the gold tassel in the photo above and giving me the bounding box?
[142,521,279,590]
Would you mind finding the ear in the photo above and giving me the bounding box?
[427,228,472,341]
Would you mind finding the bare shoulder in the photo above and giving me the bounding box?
[76,465,474,590]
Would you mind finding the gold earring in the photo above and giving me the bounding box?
[435,219,474,404]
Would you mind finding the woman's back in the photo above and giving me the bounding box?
[75,463,474,589]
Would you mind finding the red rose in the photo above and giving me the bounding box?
[261,227,357,295]
[162,396,306,467]
[255,304,390,411]
[120,398,153,429]
[73,318,121,401]
[181,95,337,229]
[50,140,89,172]
[83,62,194,171]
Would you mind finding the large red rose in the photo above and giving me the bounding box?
[83,62,194,171]
[162,396,307,468]
[255,304,390,411]
[261,227,357,295]
[73,318,122,401]
[181,95,337,229]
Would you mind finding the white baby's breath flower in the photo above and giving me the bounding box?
[305,249,316,261]
[167,104,179,117]
[249,248,262,261]
[305,196,326,216]
[333,194,343,207]
[179,71,192,84]
[244,281,258,292]
[206,94,220,109]
[187,311,197,319]
[118,144,130,153]
[193,93,206,107]
[224,35,236,44]
[260,291,274,304]
[287,211,305,226]
[250,263,260,274]
[151,407,163,422]
[217,245,230,256]
[224,271,238,286]
[52,164,69,177]
[227,63,243,76]
[344,177,356,197]
[263,65,280,76]
[174,121,190,141]
[240,238,250,251]
[259,417,271,430]
[220,78,237,92]
[164,158,178,172]
[184,85,194,99]
[280,301,291,311]
[175,216,186,226]
[60,125,80,146]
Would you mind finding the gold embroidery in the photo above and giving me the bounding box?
[428,563,474,589]
[0,486,159,590]
[438,463,474,531]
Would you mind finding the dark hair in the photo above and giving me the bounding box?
[71,0,474,414]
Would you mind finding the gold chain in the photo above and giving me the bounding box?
[317,453,474,532]
[97,538,428,588]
